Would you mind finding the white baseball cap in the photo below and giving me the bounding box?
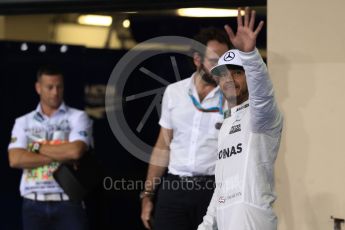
[210,49,244,76]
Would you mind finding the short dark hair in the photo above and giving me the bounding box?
[193,27,231,59]
[37,64,64,81]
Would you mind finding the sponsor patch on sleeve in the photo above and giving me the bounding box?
[78,131,88,137]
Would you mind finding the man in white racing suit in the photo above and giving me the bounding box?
[198,7,283,230]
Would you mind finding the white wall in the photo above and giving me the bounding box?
[268,0,345,229]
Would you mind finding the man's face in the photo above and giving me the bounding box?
[217,68,248,103]
[35,74,64,109]
[203,40,229,70]
[195,40,229,83]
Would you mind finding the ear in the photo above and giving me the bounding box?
[35,81,41,95]
[193,52,202,68]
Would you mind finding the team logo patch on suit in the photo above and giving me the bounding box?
[229,124,241,134]
[11,137,17,143]
[236,103,249,112]
[218,143,242,160]
[218,196,226,203]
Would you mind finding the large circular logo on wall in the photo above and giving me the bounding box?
[105,36,216,166]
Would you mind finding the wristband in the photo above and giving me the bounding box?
[139,190,155,200]
[32,142,41,153]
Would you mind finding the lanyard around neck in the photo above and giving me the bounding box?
[188,89,223,114]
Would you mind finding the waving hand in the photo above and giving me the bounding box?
[225,7,264,52]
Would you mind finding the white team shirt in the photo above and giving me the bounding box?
[198,49,283,230]
[159,73,224,176]
[8,103,93,197]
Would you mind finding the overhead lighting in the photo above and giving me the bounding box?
[78,15,113,27]
[60,45,68,53]
[123,11,138,14]
[38,44,47,52]
[122,19,130,28]
[176,8,244,17]
[20,43,28,51]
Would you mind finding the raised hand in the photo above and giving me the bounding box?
[224,7,264,52]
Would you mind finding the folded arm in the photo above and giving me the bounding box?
[39,140,87,161]
[8,148,53,169]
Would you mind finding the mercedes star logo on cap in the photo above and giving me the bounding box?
[224,51,235,62]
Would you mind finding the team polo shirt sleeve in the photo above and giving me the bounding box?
[159,85,173,129]
[240,49,283,136]
[68,111,93,147]
[8,116,28,150]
